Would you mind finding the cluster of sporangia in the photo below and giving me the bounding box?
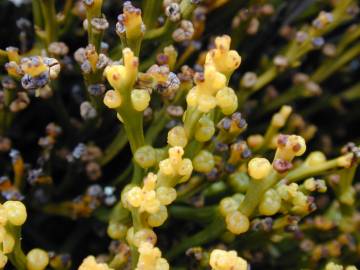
[0,201,50,270]
[1,0,360,269]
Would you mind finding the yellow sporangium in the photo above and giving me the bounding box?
[159,147,193,183]
[276,183,299,201]
[78,255,113,270]
[167,126,188,147]
[259,189,282,216]
[194,115,215,142]
[192,150,215,173]
[107,221,128,240]
[3,200,27,226]
[135,242,169,270]
[304,151,326,167]
[147,205,168,227]
[291,191,309,214]
[120,1,145,40]
[26,248,49,270]
[125,173,161,214]
[219,197,240,217]
[103,90,122,109]
[215,87,238,115]
[225,211,250,235]
[126,227,157,247]
[156,186,177,206]
[274,134,306,162]
[205,35,241,78]
[186,65,227,113]
[271,105,292,128]
[209,249,248,270]
[247,157,272,180]
[131,89,151,111]
[104,48,138,90]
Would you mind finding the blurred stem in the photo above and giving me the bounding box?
[32,0,44,48]
[0,49,7,59]
[311,43,360,83]
[302,82,360,117]
[261,86,302,114]
[32,0,43,28]
[85,3,102,52]
[111,164,133,185]
[166,214,225,260]
[261,43,360,114]
[98,128,128,166]
[144,20,172,40]
[336,25,360,54]
[49,85,73,143]
[143,0,162,30]
[252,66,277,92]
[0,88,14,136]
[169,205,216,223]
[254,119,282,154]
[145,110,169,144]
[58,0,73,25]
[341,81,360,101]
[40,0,58,47]
[175,43,197,70]
[241,1,355,104]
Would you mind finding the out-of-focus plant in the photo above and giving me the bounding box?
[0,0,360,269]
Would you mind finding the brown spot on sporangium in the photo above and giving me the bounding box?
[273,159,293,173]
[292,143,301,152]
[277,134,288,146]
[112,73,119,81]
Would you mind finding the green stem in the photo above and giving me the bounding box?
[144,21,172,40]
[311,43,360,83]
[255,124,278,154]
[240,171,279,216]
[183,107,203,140]
[122,115,145,154]
[130,208,145,268]
[85,3,102,52]
[111,164,133,185]
[169,205,215,223]
[252,66,277,92]
[261,86,302,114]
[285,158,340,183]
[166,214,225,260]
[131,163,143,185]
[142,0,162,30]
[341,82,360,101]
[98,128,128,166]
[40,0,58,46]
[145,109,169,144]
[5,225,27,270]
